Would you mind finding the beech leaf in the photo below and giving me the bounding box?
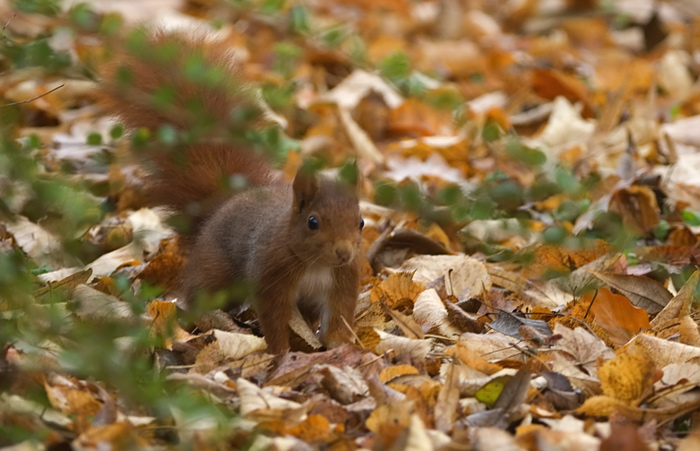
[588,270,672,313]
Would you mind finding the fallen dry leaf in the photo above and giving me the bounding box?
[370,272,424,308]
[650,270,699,328]
[588,271,672,314]
[598,346,655,404]
[413,289,461,338]
[402,255,492,301]
[586,288,650,347]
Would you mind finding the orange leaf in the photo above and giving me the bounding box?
[586,288,650,347]
[531,68,593,117]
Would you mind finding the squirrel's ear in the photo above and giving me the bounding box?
[292,165,319,212]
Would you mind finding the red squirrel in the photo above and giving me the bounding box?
[98,29,363,353]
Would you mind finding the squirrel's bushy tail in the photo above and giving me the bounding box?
[98,29,274,232]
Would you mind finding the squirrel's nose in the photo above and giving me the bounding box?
[335,245,353,264]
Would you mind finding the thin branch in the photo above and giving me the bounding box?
[3,14,15,31]
[1,14,15,42]
[0,83,64,109]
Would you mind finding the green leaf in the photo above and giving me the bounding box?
[653,219,670,241]
[110,124,124,140]
[86,132,102,146]
[379,51,411,82]
[272,42,302,78]
[13,0,61,16]
[262,0,285,13]
[475,375,511,407]
[70,2,99,30]
[375,183,398,206]
[543,225,567,244]
[682,210,700,226]
[320,25,347,48]
[482,120,501,142]
[290,5,311,35]
[505,139,546,166]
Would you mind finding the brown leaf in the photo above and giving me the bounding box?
[579,396,700,423]
[552,323,615,375]
[379,365,420,384]
[34,268,92,300]
[599,422,651,451]
[319,365,368,405]
[388,98,456,137]
[633,334,700,368]
[577,395,627,418]
[521,241,609,280]
[493,361,532,415]
[391,414,437,451]
[609,185,660,234]
[679,315,700,347]
[138,252,184,292]
[384,305,425,339]
[374,330,432,362]
[588,270,672,314]
[412,289,460,337]
[650,270,699,328]
[450,343,503,376]
[236,378,306,420]
[146,300,193,347]
[73,423,149,449]
[266,344,363,387]
[678,428,700,451]
[365,400,414,449]
[443,298,482,333]
[71,285,136,324]
[434,361,459,433]
[288,302,323,350]
[402,255,492,301]
[281,414,332,444]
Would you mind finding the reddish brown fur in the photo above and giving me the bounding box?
[146,143,274,230]
[100,30,362,353]
[99,29,260,133]
[98,29,274,230]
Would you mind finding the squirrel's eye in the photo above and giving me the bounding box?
[360,218,364,230]
[308,215,319,230]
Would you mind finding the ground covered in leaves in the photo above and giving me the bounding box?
[3,0,700,449]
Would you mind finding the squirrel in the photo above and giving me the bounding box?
[98,29,363,353]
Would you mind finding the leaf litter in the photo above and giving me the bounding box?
[3,0,700,449]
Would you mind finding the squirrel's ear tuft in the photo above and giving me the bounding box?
[292,164,319,212]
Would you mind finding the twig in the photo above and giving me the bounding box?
[2,14,15,33]
[341,314,364,350]
[0,83,65,109]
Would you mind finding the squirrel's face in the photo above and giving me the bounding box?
[290,174,363,267]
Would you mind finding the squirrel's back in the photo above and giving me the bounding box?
[98,29,274,230]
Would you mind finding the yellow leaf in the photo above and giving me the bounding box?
[475,375,511,407]
[598,346,654,404]
[576,395,626,417]
[379,365,420,383]
[370,272,424,308]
